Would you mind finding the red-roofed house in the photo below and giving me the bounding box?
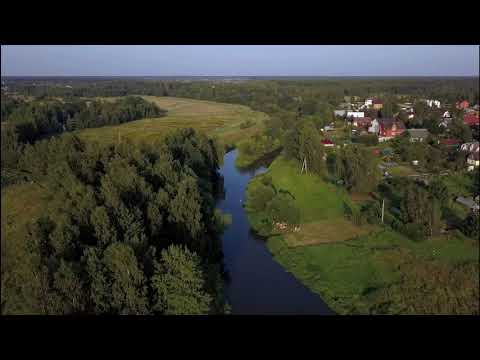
[456,100,470,110]
[464,114,480,126]
[352,117,372,129]
[321,139,334,147]
[372,99,383,110]
[377,118,406,142]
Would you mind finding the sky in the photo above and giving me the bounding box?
[1,45,479,77]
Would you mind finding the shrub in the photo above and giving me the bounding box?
[247,182,276,212]
[266,192,300,225]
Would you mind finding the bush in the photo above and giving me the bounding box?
[266,192,300,225]
[461,212,479,239]
[361,201,382,224]
[404,223,426,241]
[247,182,276,212]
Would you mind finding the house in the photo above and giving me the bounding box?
[460,142,480,153]
[346,111,364,118]
[376,118,406,142]
[334,110,347,117]
[439,117,453,128]
[353,117,372,128]
[456,196,480,212]
[368,118,380,134]
[372,99,383,110]
[442,111,451,118]
[323,124,335,131]
[426,99,441,108]
[364,99,373,107]
[456,100,470,110]
[321,139,335,147]
[408,128,430,142]
[467,152,479,171]
[464,114,480,126]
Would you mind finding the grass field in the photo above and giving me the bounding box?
[76,96,269,147]
[245,156,479,314]
[388,164,419,177]
[246,156,377,243]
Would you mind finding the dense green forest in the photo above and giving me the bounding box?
[1,130,229,314]
[3,77,478,113]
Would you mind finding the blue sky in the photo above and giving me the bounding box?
[1,45,479,76]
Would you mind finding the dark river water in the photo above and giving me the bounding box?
[217,149,334,315]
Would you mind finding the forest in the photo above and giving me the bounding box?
[2,130,229,314]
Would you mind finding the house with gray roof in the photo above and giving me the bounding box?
[408,128,430,142]
[456,196,480,212]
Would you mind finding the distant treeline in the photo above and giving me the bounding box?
[1,95,165,143]
[3,77,479,114]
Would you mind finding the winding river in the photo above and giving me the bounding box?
[217,149,334,315]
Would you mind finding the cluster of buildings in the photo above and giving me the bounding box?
[330,97,480,171]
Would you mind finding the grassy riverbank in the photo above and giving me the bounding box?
[245,156,479,314]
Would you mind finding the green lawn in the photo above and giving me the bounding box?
[266,157,350,222]
[388,165,418,177]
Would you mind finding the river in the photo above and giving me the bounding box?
[217,149,334,315]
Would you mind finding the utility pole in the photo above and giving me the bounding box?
[301,157,308,174]
[381,199,385,224]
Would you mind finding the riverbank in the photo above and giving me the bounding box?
[218,150,333,314]
[245,156,479,314]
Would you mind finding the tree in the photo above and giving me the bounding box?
[284,120,325,176]
[247,181,276,212]
[429,179,450,207]
[401,182,441,239]
[151,245,212,315]
[461,212,479,239]
[336,145,380,193]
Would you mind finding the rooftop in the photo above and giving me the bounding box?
[408,128,430,139]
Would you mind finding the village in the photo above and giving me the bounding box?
[318,96,480,215]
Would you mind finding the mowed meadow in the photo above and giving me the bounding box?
[76,96,269,147]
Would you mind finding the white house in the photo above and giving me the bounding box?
[467,152,479,171]
[368,119,380,134]
[334,110,346,117]
[426,99,441,108]
[364,99,373,107]
[346,111,364,118]
[442,111,451,118]
[460,142,480,153]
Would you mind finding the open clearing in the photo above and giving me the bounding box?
[284,219,378,247]
[76,96,269,146]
